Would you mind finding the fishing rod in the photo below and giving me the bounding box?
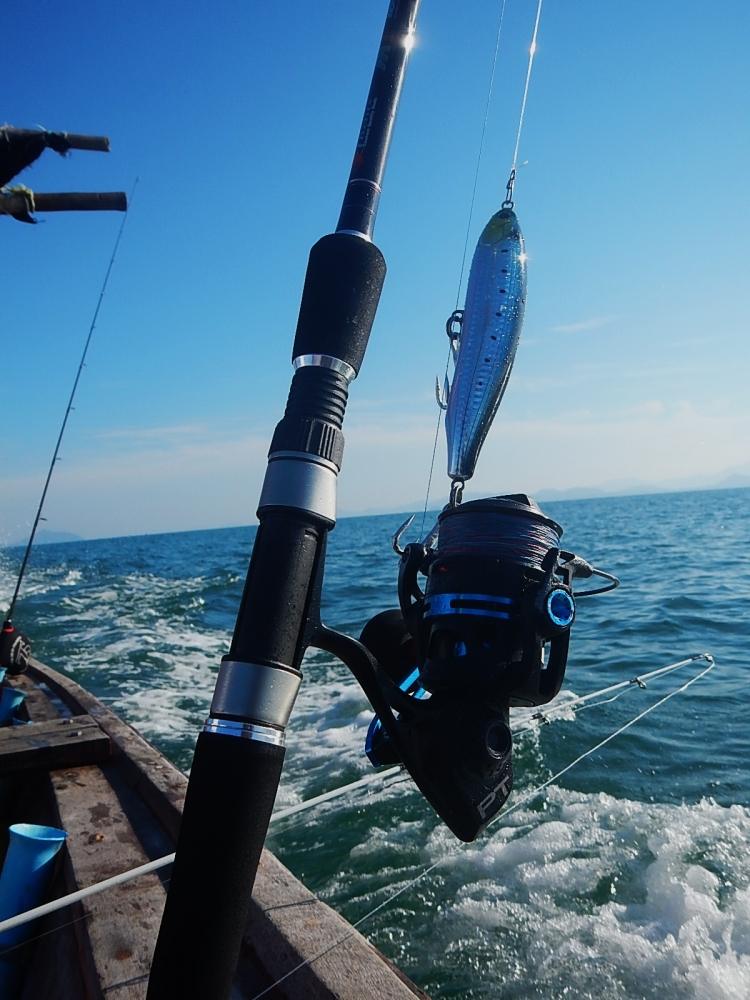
[150,0,701,989]
[0,192,134,675]
[147,4,421,998]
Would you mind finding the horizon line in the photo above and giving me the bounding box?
[2,482,747,549]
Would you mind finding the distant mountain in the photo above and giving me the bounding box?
[340,474,750,520]
[715,471,750,489]
[535,486,612,502]
[2,529,83,549]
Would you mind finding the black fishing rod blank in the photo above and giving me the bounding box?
[147,4,421,998]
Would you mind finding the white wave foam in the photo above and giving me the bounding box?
[270,757,749,999]
[417,788,750,999]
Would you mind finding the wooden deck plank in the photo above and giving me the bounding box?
[26,660,186,840]
[245,849,428,1000]
[51,764,166,999]
[11,672,62,722]
[22,661,429,998]
[0,714,110,774]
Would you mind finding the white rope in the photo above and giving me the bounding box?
[0,853,173,938]
[247,653,717,999]
[270,765,402,821]
[0,653,713,937]
[0,765,404,937]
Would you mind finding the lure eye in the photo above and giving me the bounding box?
[546,589,575,628]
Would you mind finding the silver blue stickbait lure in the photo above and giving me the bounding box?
[442,205,527,485]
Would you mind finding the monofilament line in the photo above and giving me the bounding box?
[248,654,716,1000]
[4,178,138,625]
[509,0,544,179]
[419,0,508,536]
[0,655,712,947]
[454,0,508,312]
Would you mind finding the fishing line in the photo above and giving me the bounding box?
[247,653,717,1000]
[513,653,714,733]
[0,906,94,960]
[0,766,406,939]
[0,654,713,959]
[419,0,508,536]
[3,178,138,627]
[453,0,508,312]
[504,0,544,206]
[420,0,545,526]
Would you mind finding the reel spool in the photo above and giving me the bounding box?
[360,494,605,842]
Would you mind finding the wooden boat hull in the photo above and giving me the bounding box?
[1,660,428,999]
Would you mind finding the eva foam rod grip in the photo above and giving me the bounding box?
[147,732,285,1000]
[292,233,386,375]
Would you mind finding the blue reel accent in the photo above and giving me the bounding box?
[546,588,575,628]
[365,666,429,767]
[364,714,383,763]
[423,592,513,620]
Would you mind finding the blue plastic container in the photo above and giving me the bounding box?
[0,689,25,726]
[0,823,67,995]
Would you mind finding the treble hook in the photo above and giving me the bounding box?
[392,514,416,555]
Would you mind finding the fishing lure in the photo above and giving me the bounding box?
[441,204,527,490]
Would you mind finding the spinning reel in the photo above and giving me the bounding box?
[355,494,618,841]
[0,621,31,675]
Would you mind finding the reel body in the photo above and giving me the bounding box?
[362,494,582,841]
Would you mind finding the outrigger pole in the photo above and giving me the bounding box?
[147,3,421,998]
[0,127,126,222]
[0,190,126,218]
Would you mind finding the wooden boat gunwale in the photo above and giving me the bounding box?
[0,659,428,999]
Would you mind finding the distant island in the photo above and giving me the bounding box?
[344,476,750,519]
[1,529,84,549]
[2,481,747,545]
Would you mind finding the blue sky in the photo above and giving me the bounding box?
[3,0,748,540]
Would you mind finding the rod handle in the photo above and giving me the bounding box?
[147,731,285,1000]
[292,233,386,375]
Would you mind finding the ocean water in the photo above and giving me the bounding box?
[1,488,748,999]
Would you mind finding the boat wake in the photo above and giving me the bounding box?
[422,789,750,999]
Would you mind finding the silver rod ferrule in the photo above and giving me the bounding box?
[210,659,301,729]
[258,451,338,522]
[292,354,357,382]
[202,718,286,747]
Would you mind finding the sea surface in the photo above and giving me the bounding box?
[2,488,749,999]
